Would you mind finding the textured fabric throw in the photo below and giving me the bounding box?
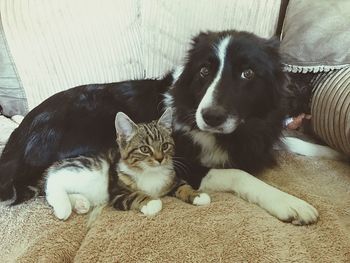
[1,152,349,262]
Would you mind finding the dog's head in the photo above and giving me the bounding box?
[169,30,287,134]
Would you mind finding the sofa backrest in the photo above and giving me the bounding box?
[0,0,282,114]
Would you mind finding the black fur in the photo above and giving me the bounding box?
[0,78,171,203]
[168,31,289,187]
[0,30,294,203]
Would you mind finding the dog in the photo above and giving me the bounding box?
[0,30,340,224]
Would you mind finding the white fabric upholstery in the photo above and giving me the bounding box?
[0,115,19,154]
[1,0,281,110]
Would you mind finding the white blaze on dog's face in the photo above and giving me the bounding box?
[195,36,238,134]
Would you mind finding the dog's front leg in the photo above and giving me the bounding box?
[199,168,318,225]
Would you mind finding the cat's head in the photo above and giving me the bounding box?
[115,108,174,169]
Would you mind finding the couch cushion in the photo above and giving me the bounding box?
[1,0,281,111]
[0,17,27,117]
[280,0,350,73]
[1,0,144,111]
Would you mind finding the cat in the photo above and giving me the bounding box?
[43,108,211,220]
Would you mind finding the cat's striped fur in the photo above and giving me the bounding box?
[44,109,210,220]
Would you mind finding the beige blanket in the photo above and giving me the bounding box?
[1,152,349,263]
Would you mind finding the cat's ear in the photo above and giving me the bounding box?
[158,108,172,129]
[115,112,137,140]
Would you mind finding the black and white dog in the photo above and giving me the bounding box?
[0,30,339,224]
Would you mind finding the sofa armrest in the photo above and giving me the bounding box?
[0,115,20,155]
[311,67,350,156]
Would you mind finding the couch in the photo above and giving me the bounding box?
[1,0,349,262]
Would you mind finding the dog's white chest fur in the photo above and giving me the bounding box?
[119,163,172,198]
[190,130,229,168]
[163,93,229,168]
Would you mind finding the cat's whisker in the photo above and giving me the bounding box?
[172,158,191,173]
[172,163,188,176]
[172,159,187,166]
[173,156,187,161]
[172,160,190,175]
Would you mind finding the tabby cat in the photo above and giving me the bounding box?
[44,108,211,220]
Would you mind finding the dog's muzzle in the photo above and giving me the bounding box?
[196,106,238,134]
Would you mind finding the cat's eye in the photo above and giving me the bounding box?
[162,143,170,151]
[200,66,210,78]
[140,146,151,154]
[241,69,255,80]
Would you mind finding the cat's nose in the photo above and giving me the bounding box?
[155,157,164,164]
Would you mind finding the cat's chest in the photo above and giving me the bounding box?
[118,163,173,198]
[135,170,173,197]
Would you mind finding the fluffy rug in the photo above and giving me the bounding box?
[1,150,349,262]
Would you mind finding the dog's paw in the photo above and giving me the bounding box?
[72,195,91,214]
[268,194,318,225]
[193,193,211,206]
[141,199,162,216]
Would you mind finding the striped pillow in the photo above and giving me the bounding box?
[311,67,350,156]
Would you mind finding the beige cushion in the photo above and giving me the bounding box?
[1,0,281,111]
[311,67,350,156]
[280,0,350,73]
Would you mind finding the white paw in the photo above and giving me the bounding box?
[73,196,90,214]
[53,203,72,220]
[268,194,319,225]
[193,193,211,206]
[140,199,162,216]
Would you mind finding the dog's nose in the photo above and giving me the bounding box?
[202,107,227,127]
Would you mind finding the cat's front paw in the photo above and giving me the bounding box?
[193,193,211,206]
[140,199,162,216]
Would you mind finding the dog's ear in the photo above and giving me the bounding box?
[265,36,280,50]
[192,31,212,45]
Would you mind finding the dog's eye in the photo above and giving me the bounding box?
[200,67,210,78]
[241,69,255,80]
[140,146,151,154]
